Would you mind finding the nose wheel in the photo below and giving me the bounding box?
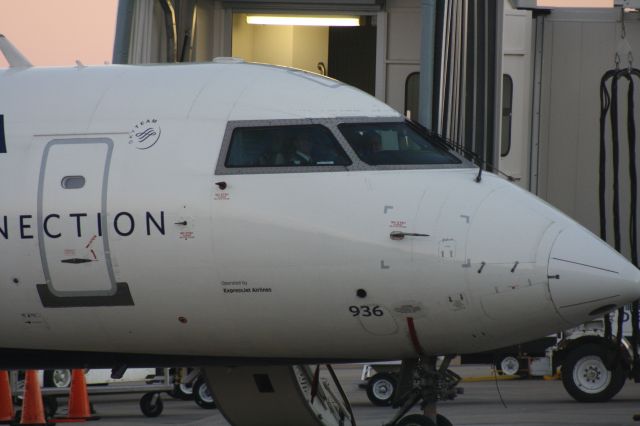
[367,372,398,406]
[561,342,626,402]
[384,356,460,426]
[396,413,453,426]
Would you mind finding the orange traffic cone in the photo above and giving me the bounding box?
[0,371,14,424]
[50,370,98,423]
[20,370,47,425]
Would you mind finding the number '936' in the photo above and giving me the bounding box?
[349,305,384,317]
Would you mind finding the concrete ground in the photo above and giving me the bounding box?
[25,365,640,426]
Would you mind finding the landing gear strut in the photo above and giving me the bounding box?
[384,356,461,426]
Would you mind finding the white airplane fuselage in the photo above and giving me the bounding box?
[0,61,639,366]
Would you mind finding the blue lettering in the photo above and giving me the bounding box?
[145,211,165,235]
[44,214,61,238]
[19,215,33,239]
[3,211,169,239]
[0,216,7,239]
[69,213,87,237]
[0,114,6,154]
[114,212,135,236]
[97,212,103,237]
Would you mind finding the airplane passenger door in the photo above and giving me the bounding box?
[36,138,133,308]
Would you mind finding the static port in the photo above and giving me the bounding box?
[178,316,188,324]
[356,289,367,298]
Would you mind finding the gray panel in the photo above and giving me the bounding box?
[387,7,422,62]
[113,0,135,64]
[538,14,640,264]
[537,15,554,201]
[543,23,581,217]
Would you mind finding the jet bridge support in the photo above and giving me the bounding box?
[204,365,354,426]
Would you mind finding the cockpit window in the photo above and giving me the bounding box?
[225,125,351,168]
[338,122,461,165]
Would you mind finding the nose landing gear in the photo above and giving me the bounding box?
[384,356,461,426]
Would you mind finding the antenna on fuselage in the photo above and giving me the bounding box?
[475,155,483,183]
[0,34,33,68]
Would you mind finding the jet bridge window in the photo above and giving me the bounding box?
[225,125,351,168]
[405,72,420,120]
[338,122,461,165]
[501,74,514,157]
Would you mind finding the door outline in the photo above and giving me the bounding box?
[36,138,134,308]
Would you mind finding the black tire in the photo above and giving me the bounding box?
[43,369,72,388]
[435,414,453,426]
[167,368,196,400]
[397,414,436,426]
[562,343,626,402]
[193,377,216,409]
[140,392,163,417]
[366,373,397,407]
[168,382,195,400]
[397,414,451,426]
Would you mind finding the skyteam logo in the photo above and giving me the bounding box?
[128,118,161,150]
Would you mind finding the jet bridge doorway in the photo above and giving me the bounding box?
[231,12,377,96]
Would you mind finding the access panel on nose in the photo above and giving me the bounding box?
[467,188,556,323]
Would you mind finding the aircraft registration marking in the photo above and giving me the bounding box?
[349,305,384,317]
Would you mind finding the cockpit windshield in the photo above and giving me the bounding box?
[338,122,461,166]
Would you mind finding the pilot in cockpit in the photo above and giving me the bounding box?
[354,130,382,162]
[290,133,314,165]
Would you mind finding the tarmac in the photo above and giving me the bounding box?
[21,364,640,426]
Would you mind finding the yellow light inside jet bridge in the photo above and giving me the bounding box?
[246,15,360,27]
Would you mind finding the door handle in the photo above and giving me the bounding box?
[61,258,93,264]
[390,231,430,240]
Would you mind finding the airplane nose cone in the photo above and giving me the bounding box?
[548,226,640,324]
